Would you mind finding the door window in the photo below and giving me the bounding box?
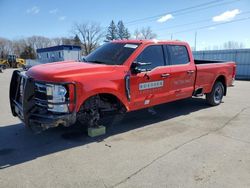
[167,45,189,65]
[136,45,165,70]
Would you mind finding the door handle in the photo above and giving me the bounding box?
[161,73,170,78]
[187,70,195,74]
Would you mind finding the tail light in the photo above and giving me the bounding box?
[232,65,236,79]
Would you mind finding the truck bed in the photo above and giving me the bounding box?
[194,59,227,65]
[194,60,235,94]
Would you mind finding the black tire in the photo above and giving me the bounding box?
[76,95,125,130]
[206,81,224,106]
[77,96,101,128]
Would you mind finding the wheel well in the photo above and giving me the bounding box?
[215,75,227,96]
[81,93,127,113]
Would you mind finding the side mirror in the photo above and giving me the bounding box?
[131,61,151,73]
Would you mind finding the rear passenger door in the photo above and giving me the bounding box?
[166,45,196,99]
[130,45,171,109]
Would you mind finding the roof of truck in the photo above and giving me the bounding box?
[112,39,189,46]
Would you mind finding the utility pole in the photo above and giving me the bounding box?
[194,31,197,51]
[171,34,173,40]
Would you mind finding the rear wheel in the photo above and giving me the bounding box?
[206,81,224,106]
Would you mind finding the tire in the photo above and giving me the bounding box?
[206,81,224,106]
[77,95,125,130]
[77,96,101,129]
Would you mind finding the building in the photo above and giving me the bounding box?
[37,45,81,63]
[193,49,250,80]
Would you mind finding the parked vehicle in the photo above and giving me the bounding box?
[9,40,236,133]
[0,64,6,73]
[0,55,26,68]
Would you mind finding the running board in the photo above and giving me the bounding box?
[193,87,204,97]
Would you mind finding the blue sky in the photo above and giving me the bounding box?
[0,0,250,50]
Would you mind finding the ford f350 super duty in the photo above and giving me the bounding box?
[9,40,236,133]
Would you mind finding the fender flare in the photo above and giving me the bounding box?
[211,74,227,95]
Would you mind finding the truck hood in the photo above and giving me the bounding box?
[27,61,117,82]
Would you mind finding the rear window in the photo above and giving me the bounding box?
[167,45,189,65]
[85,42,139,65]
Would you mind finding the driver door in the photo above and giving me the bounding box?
[129,45,171,110]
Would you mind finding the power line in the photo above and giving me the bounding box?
[157,10,250,32]
[162,16,250,36]
[166,0,240,18]
[127,0,240,26]
[125,0,223,24]
[158,19,211,31]
[125,0,241,26]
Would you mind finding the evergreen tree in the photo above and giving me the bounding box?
[20,45,36,59]
[106,20,118,41]
[124,28,131,39]
[117,20,130,40]
[73,34,82,46]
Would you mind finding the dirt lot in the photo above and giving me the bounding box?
[0,69,250,188]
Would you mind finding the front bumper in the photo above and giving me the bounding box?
[9,70,77,133]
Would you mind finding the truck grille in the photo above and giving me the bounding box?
[34,83,48,108]
[19,75,25,104]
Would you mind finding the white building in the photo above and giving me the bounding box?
[37,45,81,63]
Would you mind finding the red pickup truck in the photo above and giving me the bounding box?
[10,40,236,132]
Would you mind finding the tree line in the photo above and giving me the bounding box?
[201,41,245,51]
[0,20,246,59]
[0,20,157,59]
[0,35,82,59]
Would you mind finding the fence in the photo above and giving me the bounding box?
[193,49,250,80]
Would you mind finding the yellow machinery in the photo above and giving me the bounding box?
[0,55,26,68]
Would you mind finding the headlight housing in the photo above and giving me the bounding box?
[35,82,75,113]
[46,84,68,113]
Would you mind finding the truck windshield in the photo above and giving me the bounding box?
[85,42,140,65]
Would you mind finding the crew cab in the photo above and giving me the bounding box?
[9,40,236,133]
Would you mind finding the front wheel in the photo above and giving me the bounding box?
[206,82,224,106]
[77,96,101,129]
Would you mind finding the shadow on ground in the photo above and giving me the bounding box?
[0,98,211,169]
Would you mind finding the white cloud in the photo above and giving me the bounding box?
[49,8,58,14]
[212,9,240,22]
[26,6,40,14]
[157,14,174,23]
[58,16,66,21]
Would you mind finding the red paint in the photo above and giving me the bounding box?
[27,40,236,112]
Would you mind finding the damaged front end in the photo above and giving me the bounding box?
[9,70,77,133]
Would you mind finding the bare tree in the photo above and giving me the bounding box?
[134,29,141,40]
[72,22,104,55]
[223,41,245,49]
[0,37,13,58]
[1,36,80,59]
[201,41,246,51]
[134,27,157,39]
[12,39,26,56]
[26,36,52,50]
[50,37,63,46]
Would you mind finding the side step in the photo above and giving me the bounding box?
[193,87,204,97]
